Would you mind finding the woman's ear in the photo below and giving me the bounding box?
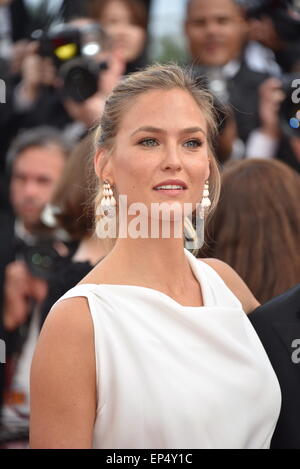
[94,148,113,182]
[206,156,211,182]
[94,149,103,179]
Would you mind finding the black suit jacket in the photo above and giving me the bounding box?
[9,0,31,41]
[227,61,269,143]
[249,284,300,449]
[190,61,268,143]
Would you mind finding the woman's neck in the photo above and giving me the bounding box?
[99,236,194,294]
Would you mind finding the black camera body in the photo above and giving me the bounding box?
[32,23,109,102]
[14,236,71,282]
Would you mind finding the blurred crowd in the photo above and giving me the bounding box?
[0,0,299,448]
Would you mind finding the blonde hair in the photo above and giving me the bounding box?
[94,63,221,254]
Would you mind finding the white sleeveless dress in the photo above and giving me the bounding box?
[55,249,281,449]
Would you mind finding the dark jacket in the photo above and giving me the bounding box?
[227,61,269,143]
[190,60,269,143]
[249,284,300,449]
[9,0,31,42]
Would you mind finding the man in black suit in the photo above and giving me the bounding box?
[184,0,270,143]
[0,127,69,329]
[249,284,300,449]
[0,127,69,421]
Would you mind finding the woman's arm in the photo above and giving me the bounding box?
[30,297,97,449]
[202,259,260,313]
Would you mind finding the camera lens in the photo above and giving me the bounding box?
[60,59,99,102]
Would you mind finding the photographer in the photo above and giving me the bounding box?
[0,127,70,444]
[245,75,300,172]
[0,126,70,328]
[11,18,125,144]
[247,0,300,74]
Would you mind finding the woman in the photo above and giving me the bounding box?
[204,159,300,304]
[30,64,281,449]
[88,0,148,74]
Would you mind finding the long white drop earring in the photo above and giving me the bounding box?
[200,181,211,219]
[100,181,117,218]
[95,181,117,239]
[185,181,211,252]
[187,180,211,251]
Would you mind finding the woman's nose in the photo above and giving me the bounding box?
[161,147,182,172]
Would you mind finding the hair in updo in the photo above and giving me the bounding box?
[94,63,221,254]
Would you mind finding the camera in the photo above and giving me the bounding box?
[279,74,300,137]
[14,236,68,282]
[32,22,109,102]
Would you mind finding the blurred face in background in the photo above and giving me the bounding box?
[97,0,147,63]
[185,0,249,66]
[10,145,66,231]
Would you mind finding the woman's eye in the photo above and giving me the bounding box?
[183,139,203,148]
[139,138,159,147]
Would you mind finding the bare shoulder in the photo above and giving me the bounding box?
[30,297,96,448]
[34,296,95,362]
[40,296,93,342]
[201,258,260,313]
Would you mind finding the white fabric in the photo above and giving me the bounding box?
[56,249,281,449]
[245,41,282,77]
[245,129,279,159]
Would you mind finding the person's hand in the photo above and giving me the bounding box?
[258,78,286,138]
[98,51,126,97]
[64,92,106,127]
[41,57,57,87]
[21,54,56,99]
[3,261,48,332]
[16,41,57,104]
[10,39,31,75]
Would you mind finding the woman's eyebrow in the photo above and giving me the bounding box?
[130,126,207,137]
